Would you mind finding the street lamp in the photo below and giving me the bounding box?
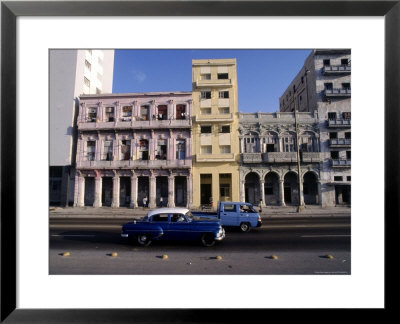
[293,87,305,213]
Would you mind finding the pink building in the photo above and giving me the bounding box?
[73,92,193,208]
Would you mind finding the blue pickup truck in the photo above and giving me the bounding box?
[121,207,225,247]
[192,202,262,232]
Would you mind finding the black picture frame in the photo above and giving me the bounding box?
[1,0,398,322]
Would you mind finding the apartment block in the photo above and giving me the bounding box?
[191,59,240,209]
[49,49,114,206]
[73,92,193,208]
[279,49,351,206]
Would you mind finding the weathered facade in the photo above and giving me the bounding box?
[73,92,193,208]
[191,59,240,209]
[239,112,322,207]
[279,49,351,206]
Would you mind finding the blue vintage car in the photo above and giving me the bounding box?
[121,208,225,247]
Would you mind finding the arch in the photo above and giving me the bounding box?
[283,171,299,205]
[264,171,280,206]
[244,172,261,205]
[303,171,319,205]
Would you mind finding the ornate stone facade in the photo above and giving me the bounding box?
[239,112,322,207]
[73,92,193,208]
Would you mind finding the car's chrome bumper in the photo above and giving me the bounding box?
[121,233,129,238]
[215,228,225,241]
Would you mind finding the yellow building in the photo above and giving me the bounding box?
[192,58,240,209]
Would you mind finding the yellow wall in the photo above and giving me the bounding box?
[192,59,240,209]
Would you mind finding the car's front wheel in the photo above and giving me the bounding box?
[240,222,251,232]
[200,233,216,247]
[137,234,152,246]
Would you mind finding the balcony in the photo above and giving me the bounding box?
[262,152,322,163]
[76,159,191,169]
[196,79,232,88]
[322,65,351,75]
[196,153,235,162]
[329,139,351,147]
[195,113,234,123]
[324,88,351,98]
[328,119,351,128]
[78,119,191,130]
[242,153,263,163]
[331,159,351,168]
[263,152,297,163]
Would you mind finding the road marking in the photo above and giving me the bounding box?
[51,234,96,237]
[300,234,351,238]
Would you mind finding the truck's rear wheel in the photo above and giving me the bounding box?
[201,233,216,247]
[240,222,251,232]
[137,234,152,246]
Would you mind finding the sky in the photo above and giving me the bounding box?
[112,49,312,113]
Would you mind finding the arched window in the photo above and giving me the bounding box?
[243,132,259,153]
[299,131,317,152]
[281,132,296,152]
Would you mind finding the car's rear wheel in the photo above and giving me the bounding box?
[137,234,152,246]
[200,233,216,247]
[240,222,251,232]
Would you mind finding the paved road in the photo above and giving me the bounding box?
[49,217,351,275]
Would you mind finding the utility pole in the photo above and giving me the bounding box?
[293,90,305,213]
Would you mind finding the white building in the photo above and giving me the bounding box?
[49,49,115,206]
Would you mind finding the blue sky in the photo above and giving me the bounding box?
[112,49,312,113]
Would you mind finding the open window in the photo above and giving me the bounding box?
[121,140,131,161]
[176,139,186,160]
[176,104,186,120]
[105,107,114,122]
[140,105,149,121]
[156,139,167,160]
[103,141,113,161]
[86,141,96,161]
[157,105,168,120]
[87,107,97,122]
[139,140,149,160]
[121,106,132,121]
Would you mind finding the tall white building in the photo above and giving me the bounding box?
[50,49,114,205]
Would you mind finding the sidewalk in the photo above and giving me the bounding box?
[49,205,351,220]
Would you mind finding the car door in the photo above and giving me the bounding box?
[220,203,239,227]
[150,213,170,240]
[169,213,190,240]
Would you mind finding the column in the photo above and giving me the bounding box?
[168,99,175,120]
[130,173,138,208]
[260,180,266,207]
[240,179,245,202]
[93,174,102,207]
[111,173,120,208]
[149,173,157,208]
[279,180,285,206]
[168,174,175,207]
[317,181,322,206]
[187,173,193,208]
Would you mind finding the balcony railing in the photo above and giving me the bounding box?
[195,113,234,123]
[262,152,322,163]
[331,159,351,167]
[322,65,351,75]
[263,152,297,163]
[196,153,235,162]
[329,139,351,147]
[328,119,351,127]
[76,159,191,169]
[242,153,263,163]
[324,88,351,97]
[78,118,191,130]
[196,79,232,88]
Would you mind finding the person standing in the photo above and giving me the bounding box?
[143,196,148,208]
[159,196,164,207]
